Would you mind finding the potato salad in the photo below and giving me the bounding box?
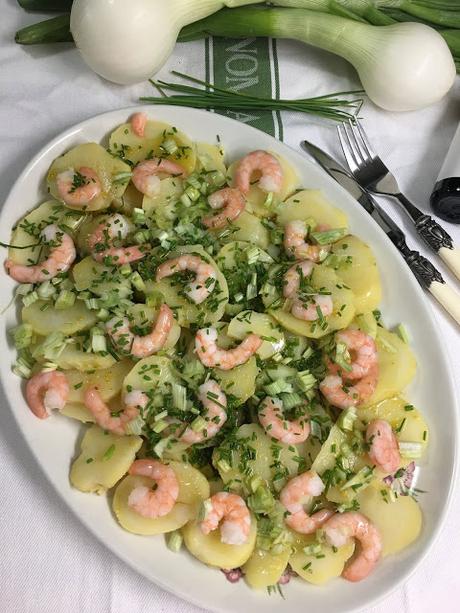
[4,113,428,591]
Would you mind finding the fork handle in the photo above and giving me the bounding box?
[412,214,460,281]
[439,247,460,281]
[429,281,460,326]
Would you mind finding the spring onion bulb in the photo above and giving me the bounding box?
[69,0,264,85]
[184,6,456,111]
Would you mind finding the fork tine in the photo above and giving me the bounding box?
[337,123,361,173]
[354,118,377,159]
[347,119,369,164]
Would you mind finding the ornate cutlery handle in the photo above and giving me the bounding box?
[414,214,460,281]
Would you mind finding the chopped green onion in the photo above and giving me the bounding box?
[132,207,147,225]
[112,171,133,185]
[248,485,275,514]
[37,280,56,300]
[16,283,33,296]
[10,323,34,350]
[246,272,258,300]
[125,415,145,436]
[180,193,192,207]
[340,466,374,492]
[153,419,169,433]
[398,441,424,458]
[234,292,244,303]
[199,498,213,522]
[12,356,33,379]
[249,476,262,493]
[119,263,132,277]
[130,271,146,292]
[96,307,110,321]
[162,138,178,156]
[280,392,303,410]
[54,289,76,310]
[154,410,169,422]
[153,435,173,459]
[133,229,150,244]
[263,192,274,208]
[296,369,316,393]
[191,416,206,432]
[184,185,200,202]
[85,298,100,311]
[90,327,107,353]
[334,341,353,372]
[22,291,39,307]
[172,383,187,411]
[166,530,183,553]
[264,379,293,396]
[396,323,410,344]
[186,174,201,190]
[245,245,261,265]
[303,542,323,556]
[337,407,357,432]
[102,444,116,461]
[310,228,348,245]
[216,458,232,474]
[32,331,67,361]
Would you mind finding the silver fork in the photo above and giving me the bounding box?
[337,119,460,281]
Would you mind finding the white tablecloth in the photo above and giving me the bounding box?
[1,3,459,612]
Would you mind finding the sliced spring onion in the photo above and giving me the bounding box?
[16,283,33,296]
[303,542,323,556]
[153,420,169,434]
[22,290,39,307]
[296,369,316,393]
[280,392,303,410]
[10,323,34,350]
[310,227,348,245]
[340,466,374,491]
[119,263,132,277]
[337,407,357,431]
[12,356,33,379]
[264,379,293,396]
[199,498,214,522]
[396,323,410,344]
[172,383,187,411]
[166,530,183,553]
[248,485,275,514]
[130,271,146,292]
[153,435,173,459]
[90,327,107,353]
[246,272,258,300]
[37,280,56,300]
[54,289,76,310]
[334,341,353,372]
[32,331,67,361]
[125,415,145,436]
[162,138,179,156]
[191,416,207,432]
[398,441,424,459]
[216,458,232,474]
[184,185,200,202]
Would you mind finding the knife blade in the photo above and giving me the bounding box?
[301,139,460,326]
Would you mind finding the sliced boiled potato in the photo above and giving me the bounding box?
[145,244,229,327]
[215,356,259,405]
[290,534,355,585]
[357,483,423,557]
[61,402,94,423]
[23,300,97,336]
[109,120,196,172]
[126,304,181,352]
[55,345,115,371]
[182,513,257,569]
[75,213,106,255]
[113,460,210,535]
[364,328,417,406]
[227,310,285,360]
[113,475,193,536]
[112,182,144,215]
[72,256,132,298]
[243,547,290,589]
[228,152,299,218]
[277,190,348,230]
[228,211,270,249]
[47,143,131,211]
[358,396,429,450]
[66,359,134,403]
[195,142,227,174]
[213,424,304,493]
[332,236,382,314]
[311,424,349,476]
[8,200,69,265]
[270,265,355,339]
[70,425,142,494]
[123,355,179,395]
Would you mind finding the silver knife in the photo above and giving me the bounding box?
[301,139,460,326]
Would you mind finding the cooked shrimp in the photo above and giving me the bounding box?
[56,166,101,207]
[291,294,334,322]
[235,150,283,195]
[283,260,314,299]
[280,471,333,534]
[180,380,227,444]
[5,224,76,283]
[156,254,217,304]
[88,213,146,265]
[84,386,142,435]
[132,158,186,197]
[323,512,383,582]
[319,364,379,410]
[195,327,262,371]
[258,397,310,444]
[203,188,246,229]
[200,492,251,545]
[25,371,69,420]
[130,112,148,137]
[128,459,179,519]
[328,330,378,381]
[284,220,330,262]
[106,304,174,358]
[366,419,401,474]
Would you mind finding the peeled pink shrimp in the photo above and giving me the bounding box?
[25,371,69,419]
[234,150,283,195]
[283,260,314,299]
[106,304,174,358]
[320,364,379,409]
[283,261,333,321]
[84,386,145,435]
[203,188,246,229]
[5,224,76,283]
[280,471,333,534]
[180,380,227,444]
[258,396,310,444]
[323,512,383,582]
[56,166,101,207]
[195,327,262,371]
[88,213,146,265]
[128,459,179,519]
[200,492,251,545]
[328,329,378,381]
[284,220,330,262]
[130,112,148,137]
[132,158,186,197]
[156,254,217,304]
[366,419,401,474]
